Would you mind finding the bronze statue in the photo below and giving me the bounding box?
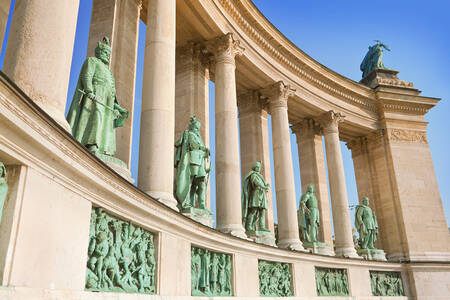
[355,197,378,249]
[360,40,391,78]
[298,184,320,243]
[174,116,211,211]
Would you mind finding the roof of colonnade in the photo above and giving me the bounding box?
[143,0,380,140]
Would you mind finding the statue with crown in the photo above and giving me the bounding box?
[66,37,131,181]
[174,116,213,227]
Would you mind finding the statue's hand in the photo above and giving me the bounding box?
[205,167,211,173]
[114,109,121,118]
[87,92,96,101]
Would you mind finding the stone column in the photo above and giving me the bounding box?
[138,0,178,210]
[206,33,246,238]
[291,119,333,249]
[175,43,211,208]
[0,0,11,52]
[3,0,80,131]
[237,90,274,234]
[263,81,303,250]
[86,0,141,168]
[319,111,358,258]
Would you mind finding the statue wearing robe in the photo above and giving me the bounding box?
[355,197,379,249]
[66,37,128,157]
[241,161,270,232]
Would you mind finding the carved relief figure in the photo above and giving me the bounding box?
[258,260,293,297]
[298,184,320,243]
[370,271,404,296]
[241,161,270,233]
[315,267,349,296]
[174,116,211,210]
[0,162,8,223]
[191,247,232,296]
[67,37,129,158]
[85,207,156,294]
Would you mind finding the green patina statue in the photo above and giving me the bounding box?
[67,37,128,161]
[298,184,319,243]
[86,207,156,294]
[242,162,270,234]
[315,267,349,296]
[191,246,232,296]
[174,116,211,211]
[0,162,8,223]
[360,40,391,78]
[370,271,404,296]
[258,260,293,297]
[355,197,378,249]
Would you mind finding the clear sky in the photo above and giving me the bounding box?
[1,0,448,228]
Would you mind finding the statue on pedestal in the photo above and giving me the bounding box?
[360,40,391,78]
[0,162,8,223]
[298,184,319,243]
[241,162,275,246]
[66,37,130,177]
[297,184,332,255]
[355,197,386,260]
[174,116,212,226]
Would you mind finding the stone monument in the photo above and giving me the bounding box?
[355,197,386,260]
[66,37,132,182]
[174,116,213,227]
[297,184,333,255]
[241,162,276,246]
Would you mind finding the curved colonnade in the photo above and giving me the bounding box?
[0,0,448,299]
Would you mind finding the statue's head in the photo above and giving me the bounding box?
[307,184,315,193]
[252,161,261,172]
[362,197,370,206]
[188,116,201,132]
[95,36,112,64]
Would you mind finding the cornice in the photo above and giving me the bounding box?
[216,0,378,112]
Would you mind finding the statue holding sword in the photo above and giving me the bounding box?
[66,37,128,157]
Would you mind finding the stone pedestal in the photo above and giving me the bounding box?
[360,68,414,89]
[358,248,387,261]
[94,153,134,184]
[247,230,277,247]
[180,207,213,228]
[303,241,333,256]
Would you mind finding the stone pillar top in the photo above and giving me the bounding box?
[205,33,244,64]
[318,111,345,134]
[291,118,320,138]
[261,81,295,111]
[237,90,264,115]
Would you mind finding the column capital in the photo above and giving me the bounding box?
[237,90,265,115]
[346,137,367,157]
[318,111,345,134]
[135,0,143,9]
[261,81,295,111]
[205,33,244,65]
[291,118,320,138]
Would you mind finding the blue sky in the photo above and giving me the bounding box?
[1,0,448,227]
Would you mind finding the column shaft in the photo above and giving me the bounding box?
[238,91,274,234]
[207,33,246,238]
[292,119,333,249]
[87,0,141,167]
[319,111,358,258]
[264,82,303,250]
[138,0,178,210]
[3,0,80,130]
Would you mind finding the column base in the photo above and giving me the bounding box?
[44,105,71,132]
[217,223,248,240]
[277,238,305,251]
[145,191,179,212]
[335,246,360,258]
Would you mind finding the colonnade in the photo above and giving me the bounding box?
[0,0,364,257]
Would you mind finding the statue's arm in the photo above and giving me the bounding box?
[250,173,267,189]
[80,58,96,95]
